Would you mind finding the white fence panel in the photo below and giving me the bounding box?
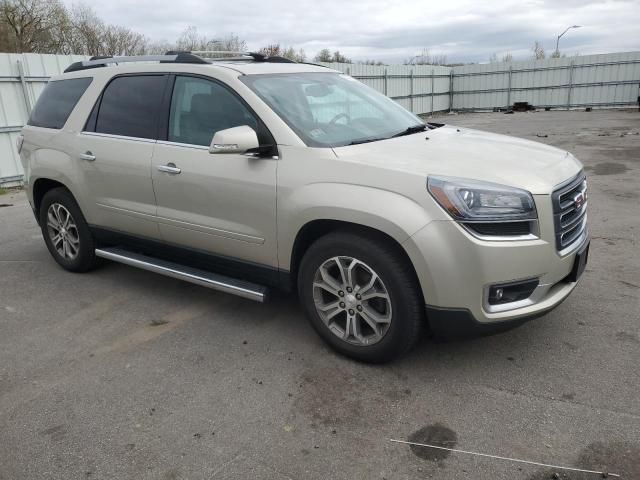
[0,53,88,185]
[1,52,638,183]
[320,62,452,116]
[452,52,640,111]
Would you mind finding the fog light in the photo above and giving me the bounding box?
[488,279,539,305]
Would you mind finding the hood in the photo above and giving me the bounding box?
[332,125,583,194]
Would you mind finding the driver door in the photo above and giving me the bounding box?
[151,75,278,269]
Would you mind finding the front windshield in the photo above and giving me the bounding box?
[241,72,424,148]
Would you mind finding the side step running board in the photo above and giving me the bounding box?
[95,247,268,302]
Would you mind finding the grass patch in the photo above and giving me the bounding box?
[0,185,23,195]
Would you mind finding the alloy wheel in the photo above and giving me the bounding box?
[46,203,80,260]
[312,256,392,346]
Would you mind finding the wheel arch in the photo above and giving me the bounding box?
[289,219,425,305]
[32,178,74,220]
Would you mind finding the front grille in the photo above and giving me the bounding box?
[552,173,588,251]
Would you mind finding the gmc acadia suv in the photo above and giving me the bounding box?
[18,52,589,362]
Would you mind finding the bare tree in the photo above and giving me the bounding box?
[0,2,247,59]
[215,33,246,53]
[66,3,101,55]
[282,46,305,62]
[406,48,447,66]
[490,52,513,63]
[102,25,146,55]
[50,3,77,54]
[62,4,147,57]
[331,50,350,63]
[0,17,12,50]
[314,48,332,62]
[0,0,68,52]
[143,39,173,55]
[258,44,306,62]
[146,31,248,57]
[258,43,282,57]
[176,25,208,51]
[531,41,545,60]
[174,27,246,56]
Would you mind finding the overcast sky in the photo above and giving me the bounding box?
[82,0,640,63]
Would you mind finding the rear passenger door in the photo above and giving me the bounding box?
[151,74,278,268]
[78,74,167,239]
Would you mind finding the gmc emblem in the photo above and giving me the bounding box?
[573,192,586,210]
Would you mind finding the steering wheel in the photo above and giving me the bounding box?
[329,112,351,125]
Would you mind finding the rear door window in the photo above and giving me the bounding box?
[94,75,167,140]
[28,77,92,129]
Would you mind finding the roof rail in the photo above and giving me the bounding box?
[191,50,247,56]
[63,50,297,73]
[64,53,210,73]
[192,50,295,63]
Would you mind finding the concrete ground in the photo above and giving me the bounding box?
[1,110,639,480]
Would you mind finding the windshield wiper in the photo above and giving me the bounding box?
[391,124,428,138]
[347,124,428,145]
[348,137,386,146]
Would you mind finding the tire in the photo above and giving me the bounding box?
[39,187,99,273]
[298,230,424,363]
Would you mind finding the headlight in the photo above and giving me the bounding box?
[427,176,537,221]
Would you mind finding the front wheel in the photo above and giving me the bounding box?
[298,231,424,363]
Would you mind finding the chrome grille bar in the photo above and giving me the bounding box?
[552,173,588,251]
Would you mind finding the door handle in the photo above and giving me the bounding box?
[156,163,181,174]
[79,151,96,162]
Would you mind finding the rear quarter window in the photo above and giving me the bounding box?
[27,77,92,129]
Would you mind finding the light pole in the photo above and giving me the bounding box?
[555,25,582,56]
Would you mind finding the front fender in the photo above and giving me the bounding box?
[278,182,434,270]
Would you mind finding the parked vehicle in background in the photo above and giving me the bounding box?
[18,52,589,362]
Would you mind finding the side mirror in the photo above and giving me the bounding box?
[209,125,260,155]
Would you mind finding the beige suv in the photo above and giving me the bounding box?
[19,52,589,362]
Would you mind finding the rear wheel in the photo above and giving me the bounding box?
[39,187,99,272]
[298,230,424,363]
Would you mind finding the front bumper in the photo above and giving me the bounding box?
[425,284,572,339]
[402,193,588,330]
